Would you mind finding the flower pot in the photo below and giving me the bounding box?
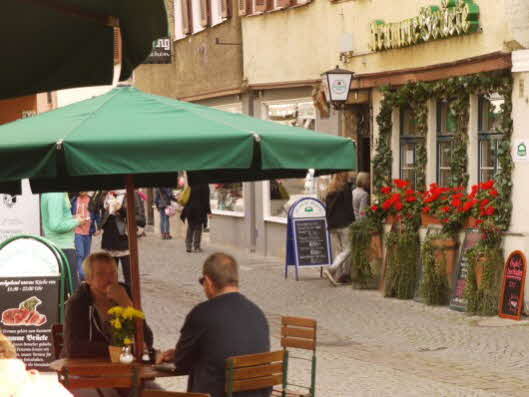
[430,238,459,288]
[108,345,122,363]
[385,215,397,225]
[475,256,486,289]
[370,233,383,263]
[421,214,441,226]
[465,216,479,228]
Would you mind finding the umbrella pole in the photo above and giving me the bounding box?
[125,175,144,360]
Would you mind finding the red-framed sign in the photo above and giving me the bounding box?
[499,250,526,321]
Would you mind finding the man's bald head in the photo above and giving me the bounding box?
[202,253,239,290]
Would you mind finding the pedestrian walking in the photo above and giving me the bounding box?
[71,192,100,282]
[154,187,176,240]
[100,190,144,286]
[180,184,211,253]
[323,172,355,286]
[41,192,89,291]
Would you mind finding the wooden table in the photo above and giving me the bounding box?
[49,358,185,391]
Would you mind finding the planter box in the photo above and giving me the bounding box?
[430,237,459,288]
[421,213,441,226]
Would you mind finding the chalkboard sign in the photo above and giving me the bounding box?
[499,251,526,320]
[449,229,481,312]
[285,198,332,280]
[294,219,330,266]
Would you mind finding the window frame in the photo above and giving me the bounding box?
[435,100,456,187]
[261,98,318,223]
[477,95,503,183]
[399,106,422,189]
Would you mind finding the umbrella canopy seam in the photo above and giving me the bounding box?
[54,88,122,149]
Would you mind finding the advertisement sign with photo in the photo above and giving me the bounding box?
[0,237,61,369]
[0,180,40,244]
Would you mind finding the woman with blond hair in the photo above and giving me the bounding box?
[353,172,370,220]
[323,172,354,286]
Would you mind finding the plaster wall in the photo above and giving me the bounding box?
[134,0,244,99]
[242,0,512,85]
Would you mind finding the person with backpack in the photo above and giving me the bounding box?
[323,172,355,286]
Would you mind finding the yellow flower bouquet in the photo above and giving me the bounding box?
[107,306,145,347]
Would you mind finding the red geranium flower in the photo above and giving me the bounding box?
[371,205,379,211]
[405,189,415,195]
[451,199,462,208]
[394,201,404,211]
[480,198,490,208]
[406,195,417,203]
[481,180,495,190]
[489,189,499,197]
[381,186,392,194]
[485,206,495,216]
[382,200,392,210]
[442,206,451,213]
[423,206,431,214]
[394,179,410,189]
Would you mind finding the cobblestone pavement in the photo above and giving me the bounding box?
[115,223,529,396]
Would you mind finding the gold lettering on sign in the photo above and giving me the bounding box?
[369,0,480,51]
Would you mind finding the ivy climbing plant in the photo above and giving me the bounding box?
[372,70,513,229]
[368,70,513,305]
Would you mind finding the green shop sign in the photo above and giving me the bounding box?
[370,0,480,52]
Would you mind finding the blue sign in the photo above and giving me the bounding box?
[285,198,332,280]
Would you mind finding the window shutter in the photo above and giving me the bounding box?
[200,0,211,26]
[238,0,248,16]
[113,28,121,65]
[220,0,230,18]
[255,0,266,12]
[276,0,290,8]
[182,0,192,34]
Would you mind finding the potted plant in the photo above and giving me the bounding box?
[107,306,145,363]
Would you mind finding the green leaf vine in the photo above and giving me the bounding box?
[370,70,513,305]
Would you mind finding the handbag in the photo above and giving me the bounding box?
[178,186,191,206]
[165,204,177,217]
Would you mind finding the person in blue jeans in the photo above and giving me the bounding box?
[71,192,99,281]
[155,187,175,240]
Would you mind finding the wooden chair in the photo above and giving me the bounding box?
[225,350,288,397]
[273,316,317,397]
[51,323,64,360]
[142,392,210,397]
[58,363,139,394]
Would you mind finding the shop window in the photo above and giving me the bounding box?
[478,94,503,183]
[263,99,325,220]
[436,100,456,187]
[210,104,245,215]
[399,107,421,189]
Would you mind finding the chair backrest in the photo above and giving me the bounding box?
[59,363,138,390]
[225,350,287,396]
[142,392,210,397]
[281,316,317,353]
[51,323,64,360]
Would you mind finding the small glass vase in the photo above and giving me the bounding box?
[119,345,134,364]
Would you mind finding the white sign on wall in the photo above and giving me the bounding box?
[513,140,529,162]
[0,180,40,244]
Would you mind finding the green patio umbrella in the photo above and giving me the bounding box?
[0,85,355,356]
[0,86,355,193]
[1,0,167,100]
